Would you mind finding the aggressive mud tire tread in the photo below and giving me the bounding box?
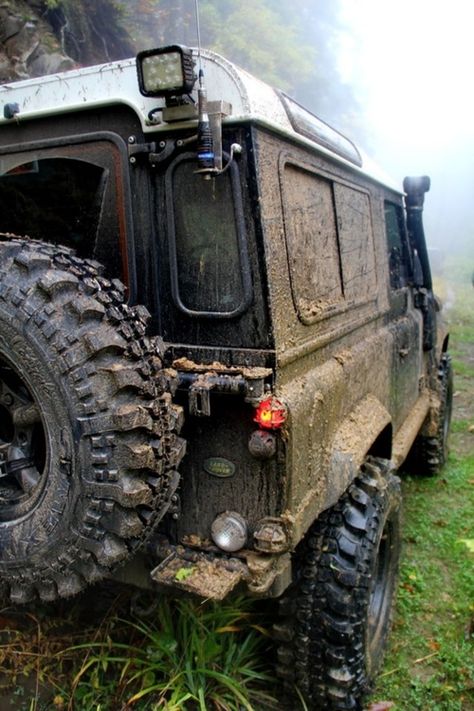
[275,457,401,711]
[0,236,185,602]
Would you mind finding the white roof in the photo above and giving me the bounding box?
[0,50,288,129]
[0,48,400,190]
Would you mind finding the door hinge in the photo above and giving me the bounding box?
[127,138,175,165]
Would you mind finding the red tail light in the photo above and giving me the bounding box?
[254,397,287,430]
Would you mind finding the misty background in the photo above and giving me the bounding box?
[120,0,474,256]
[2,0,473,255]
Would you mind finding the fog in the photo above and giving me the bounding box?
[147,0,474,254]
[16,0,473,253]
[336,0,474,252]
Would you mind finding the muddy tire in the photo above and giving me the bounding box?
[0,237,185,603]
[407,354,453,476]
[274,457,402,710]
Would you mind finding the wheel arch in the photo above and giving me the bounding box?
[325,394,392,510]
[290,394,392,544]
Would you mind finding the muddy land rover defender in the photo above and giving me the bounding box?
[0,46,452,708]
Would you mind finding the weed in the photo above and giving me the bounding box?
[63,596,276,710]
[0,592,277,709]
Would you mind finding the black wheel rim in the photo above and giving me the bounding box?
[442,369,453,455]
[0,354,47,521]
[367,516,395,657]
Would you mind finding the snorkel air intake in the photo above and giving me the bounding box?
[403,175,432,290]
[403,175,437,351]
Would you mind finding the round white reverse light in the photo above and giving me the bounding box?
[211,512,248,553]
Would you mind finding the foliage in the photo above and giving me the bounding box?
[197,0,314,93]
[118,0,358,130]
[67,595,276,709]
[0,593,276,710]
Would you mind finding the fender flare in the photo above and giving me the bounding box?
[326,394,392,509]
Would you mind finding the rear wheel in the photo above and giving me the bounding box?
[408,354,453,476]
[275,457,402,710]
[0,236,185,603]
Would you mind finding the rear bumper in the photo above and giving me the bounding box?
[150,537,291,599]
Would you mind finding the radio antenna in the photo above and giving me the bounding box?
[194,0,215,175]
[194,0,203,77]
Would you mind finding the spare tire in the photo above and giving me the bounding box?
[0,237,185,603]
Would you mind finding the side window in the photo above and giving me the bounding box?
[384,201,410,289]
[282,164,343,319]
[334,183,376,301]
[281,162,377,323]
[166,154,252,318]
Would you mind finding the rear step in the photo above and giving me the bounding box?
[151,547,246,600]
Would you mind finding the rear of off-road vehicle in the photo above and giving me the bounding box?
[0,46,451,709]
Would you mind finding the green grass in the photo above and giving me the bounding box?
[452,359,474,379]
[451,420,473,434]
[371,264,474,711]
[0,594,276,711]
[2,257,473,711]
[372,456,474,710]
[64,597,276,710]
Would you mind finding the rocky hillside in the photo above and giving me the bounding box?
[0,0,133,82]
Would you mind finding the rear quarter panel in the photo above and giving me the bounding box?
[253,130,423,543]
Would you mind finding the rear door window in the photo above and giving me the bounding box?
[0,158,106,258]
[0,137,133,287]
